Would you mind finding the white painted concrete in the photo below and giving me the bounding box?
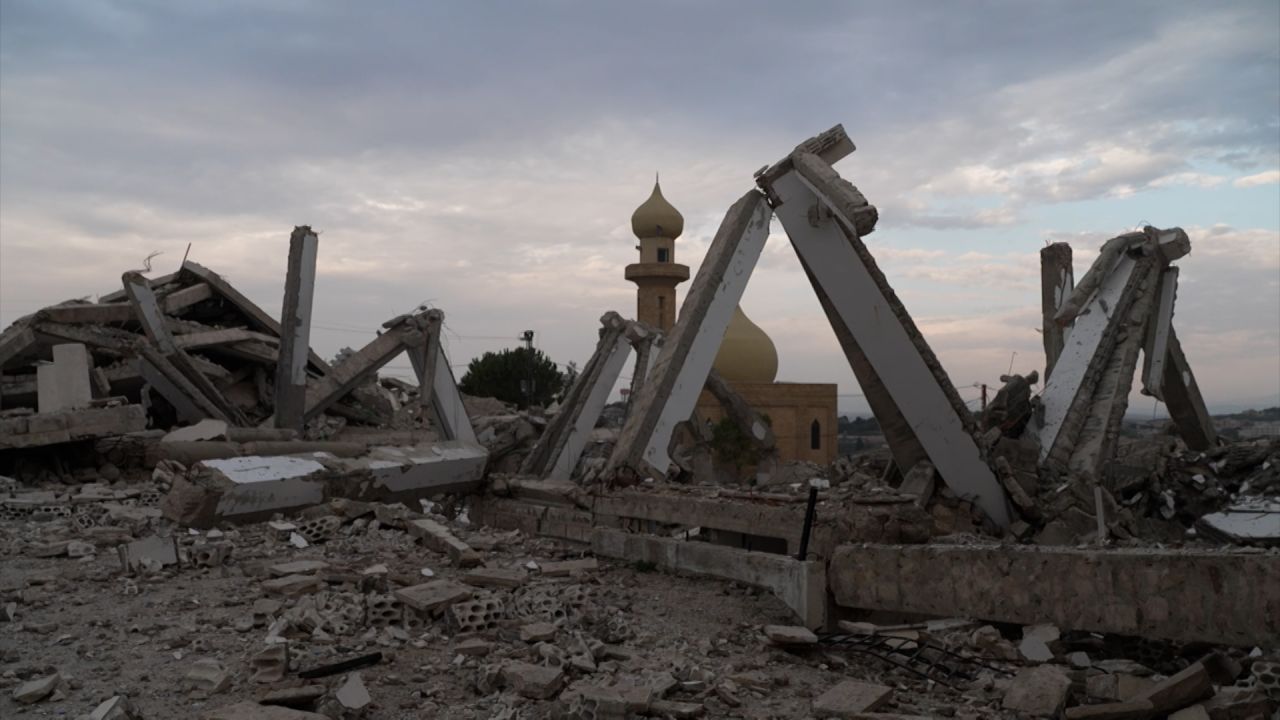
[773,170,1011,525]
[1036,254,1139,460]
[640,197,773,476]
[203,455,327,484]
[1142,267,1178,398]
[548,332,631,481]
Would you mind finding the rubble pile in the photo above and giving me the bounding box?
[3,494,1277,718]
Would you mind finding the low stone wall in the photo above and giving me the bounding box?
[829,543,1280,646]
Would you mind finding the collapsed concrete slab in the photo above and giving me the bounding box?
[160,441,488,527]
[829,543,1280,646]
[1040,243,1074,381]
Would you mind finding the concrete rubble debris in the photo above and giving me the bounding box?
[812,679,893,717]
[12,672,61,704]
[1003,665,1073,717]
[0,126,1276,720]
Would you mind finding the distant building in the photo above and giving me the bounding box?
[1239,422,1280,439]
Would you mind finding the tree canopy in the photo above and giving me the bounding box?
[458,346,567,409]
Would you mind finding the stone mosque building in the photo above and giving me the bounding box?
[624,179,838,465]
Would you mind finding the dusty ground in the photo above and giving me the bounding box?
[0,504,1021,719]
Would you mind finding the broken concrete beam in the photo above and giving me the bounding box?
[137,347,225,424]
[406,517,483,567]
[38,283,214,325]
[768,155,1009,525]
[124,272,245,425]
[1161,329,1217,451]
[529,312,632,481]
[592,527,827,629]
[1041,242,1074,380]
[274,226,319,432]
[36,343,94,413]
[704,367,776,450]
[405,312,476,444]
[757,124,858,190]
[0,404,146,450]
[302,309,432,422]
[1037,232,1155,468]
[609,190,773,480]
[178,261,330,375]
[1140,267,1178,400]
[829,543,1280,646]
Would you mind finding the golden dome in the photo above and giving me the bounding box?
[630,179,684,240]
[712,305,778,384]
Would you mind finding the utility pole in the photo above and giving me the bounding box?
[981,383,988,412]
[520,330,535,409]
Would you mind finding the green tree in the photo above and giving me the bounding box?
[459,347,567,409]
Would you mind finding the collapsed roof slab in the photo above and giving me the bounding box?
[608,190,773,480]
[1161,328,1217,450]
[160,440,487,528]
[767,155,1010,526]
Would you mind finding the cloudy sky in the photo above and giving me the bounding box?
[2,1,1277,416]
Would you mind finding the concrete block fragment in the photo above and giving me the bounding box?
[649,699,706,718]
[185,658,230,695]
[393,580,472,613]
[251,644,289,683]
[1169,705,1210,720]
[334,672,370,711]
[812,679,892,717]
[117,535,179,574]
[454,638,492,656]
[262,574,322,597]
[501,661,564,700]
[1086,673,1155,701]
[1133,662,1212,714]
[539,557,599,576]
[1003,665,1072,717]
[268,560,330,577]
[462,566,527,589]
[12,673,60,704]
[1064,699,1156,719]
[1201,687,1275,719]
[764,625,818,646]
[519,622,557,643]
[88,694,140,720]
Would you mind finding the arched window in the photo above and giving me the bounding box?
[810,419,821,450]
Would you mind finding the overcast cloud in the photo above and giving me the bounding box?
[2,1,1277,415]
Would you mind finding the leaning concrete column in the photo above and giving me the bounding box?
[607,190,773,480]
[1040,242,1073,381]
[274,226,320,431]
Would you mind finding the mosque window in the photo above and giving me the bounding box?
[810,419,821,450]
[657,248,669,263]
